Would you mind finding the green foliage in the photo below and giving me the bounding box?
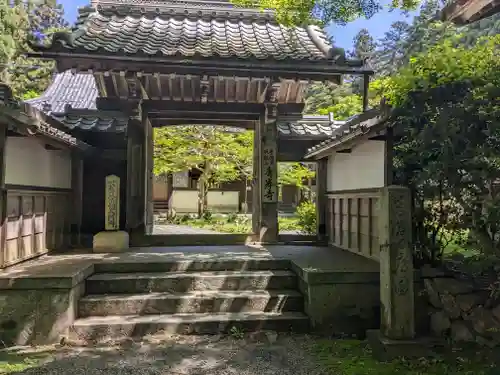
[308,339,496,375]
[231,0,419,25]
[154,126,252,216]
[278,163,315,190]
[380,34,500,262]
[317,94,363,119]
[0,0,68,98]
[154,126,241,183]
[296,201,317,234]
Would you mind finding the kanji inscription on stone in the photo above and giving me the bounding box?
[262,147,277,203]
[105,174,120,231]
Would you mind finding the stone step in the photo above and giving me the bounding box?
[94,258,291,274]
[78,290,303,317]
[86,270,297,294]
[70,312,309,342]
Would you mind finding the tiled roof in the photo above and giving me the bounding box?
[35,1,341,62]
[25,71,339,137]
[52,113,129,132]
[277,115,345,137]
[441,0,500,24]
[305,109,390,158]
[26,71,97,113]
[25,71,128,132]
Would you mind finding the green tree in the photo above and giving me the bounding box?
[0,0,68,99]
[232,0,419,25]
[317,93,363,119]
[278,163,316,200]
[154,126,244,217]
[0,0,29,92]
[383,34,500,262]
[225,130,254,212]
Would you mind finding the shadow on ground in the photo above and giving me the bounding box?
[0,333,330,375]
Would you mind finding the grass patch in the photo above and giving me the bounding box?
[0,350,50,374]
[307,339,497,375]
[173,215,307,234]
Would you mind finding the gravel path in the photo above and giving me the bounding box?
[10,334,328,375]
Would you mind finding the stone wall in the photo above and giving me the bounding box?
[424,268,500,346]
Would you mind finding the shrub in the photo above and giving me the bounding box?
[296,201,316,234]
[227,213,238,223]
[202,210,212,222]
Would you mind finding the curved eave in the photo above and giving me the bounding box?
[0,102,93,152]
[27,3,370,79]
[441,0,500,24]
[305,109,391,160]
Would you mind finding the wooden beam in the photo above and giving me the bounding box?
[136,72,149,100]
[149,118,255,127]
[94,72,108,97]
[154,73,162,100]
[50,54,373,81]
[362,73,370,112]
[148,111,259,121]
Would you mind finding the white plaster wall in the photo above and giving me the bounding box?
[5,137,72,189]
[172,190,240,213]
[327,140,385,191]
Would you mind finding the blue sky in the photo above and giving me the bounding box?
[60,0,418,50]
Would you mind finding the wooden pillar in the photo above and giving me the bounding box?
[125,118,144,233]
[143,113,154,235]
[384,127,394,186]
[70,151,83,246]
[252,123,261,235]
[378,185,415,340]
[0,123,7,266]
[362,74,370,112]
[316,158,328,242]
[256,105,278,243]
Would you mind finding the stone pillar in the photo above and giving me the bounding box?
[70,151,83,247]
[378,185,415,339]
[256,106,278,243]
[316,158,328,242]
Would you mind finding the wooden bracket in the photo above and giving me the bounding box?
[200,75,210,104]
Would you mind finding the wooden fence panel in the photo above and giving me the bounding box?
[1,189,72,269]
[327,189,382,262]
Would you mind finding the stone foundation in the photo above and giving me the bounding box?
[0,261,93,346]
[93,231,129,252]
[292,263,381,337]
[423,266,500,347]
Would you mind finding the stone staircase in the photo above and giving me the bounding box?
[70,258,309,342]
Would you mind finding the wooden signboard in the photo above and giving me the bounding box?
[105,174,120,231]
[261,146,277,203]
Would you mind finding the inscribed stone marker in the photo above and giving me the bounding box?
[378,185,415,339]
[105,174,120,231]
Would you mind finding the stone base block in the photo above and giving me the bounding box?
[367,329,444,361]
[93,231,129,253]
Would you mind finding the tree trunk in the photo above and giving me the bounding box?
[197,179,204,218]
[243,178,249,213]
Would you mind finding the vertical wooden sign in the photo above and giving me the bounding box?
[105,174,120,231]
[261,146,277,203]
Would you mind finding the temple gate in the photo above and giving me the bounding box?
[28,0,372,246]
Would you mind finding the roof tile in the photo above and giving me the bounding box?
[41,2,336,61]
[25,70,338,137]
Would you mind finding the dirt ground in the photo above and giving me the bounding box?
[0,333,330,375]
